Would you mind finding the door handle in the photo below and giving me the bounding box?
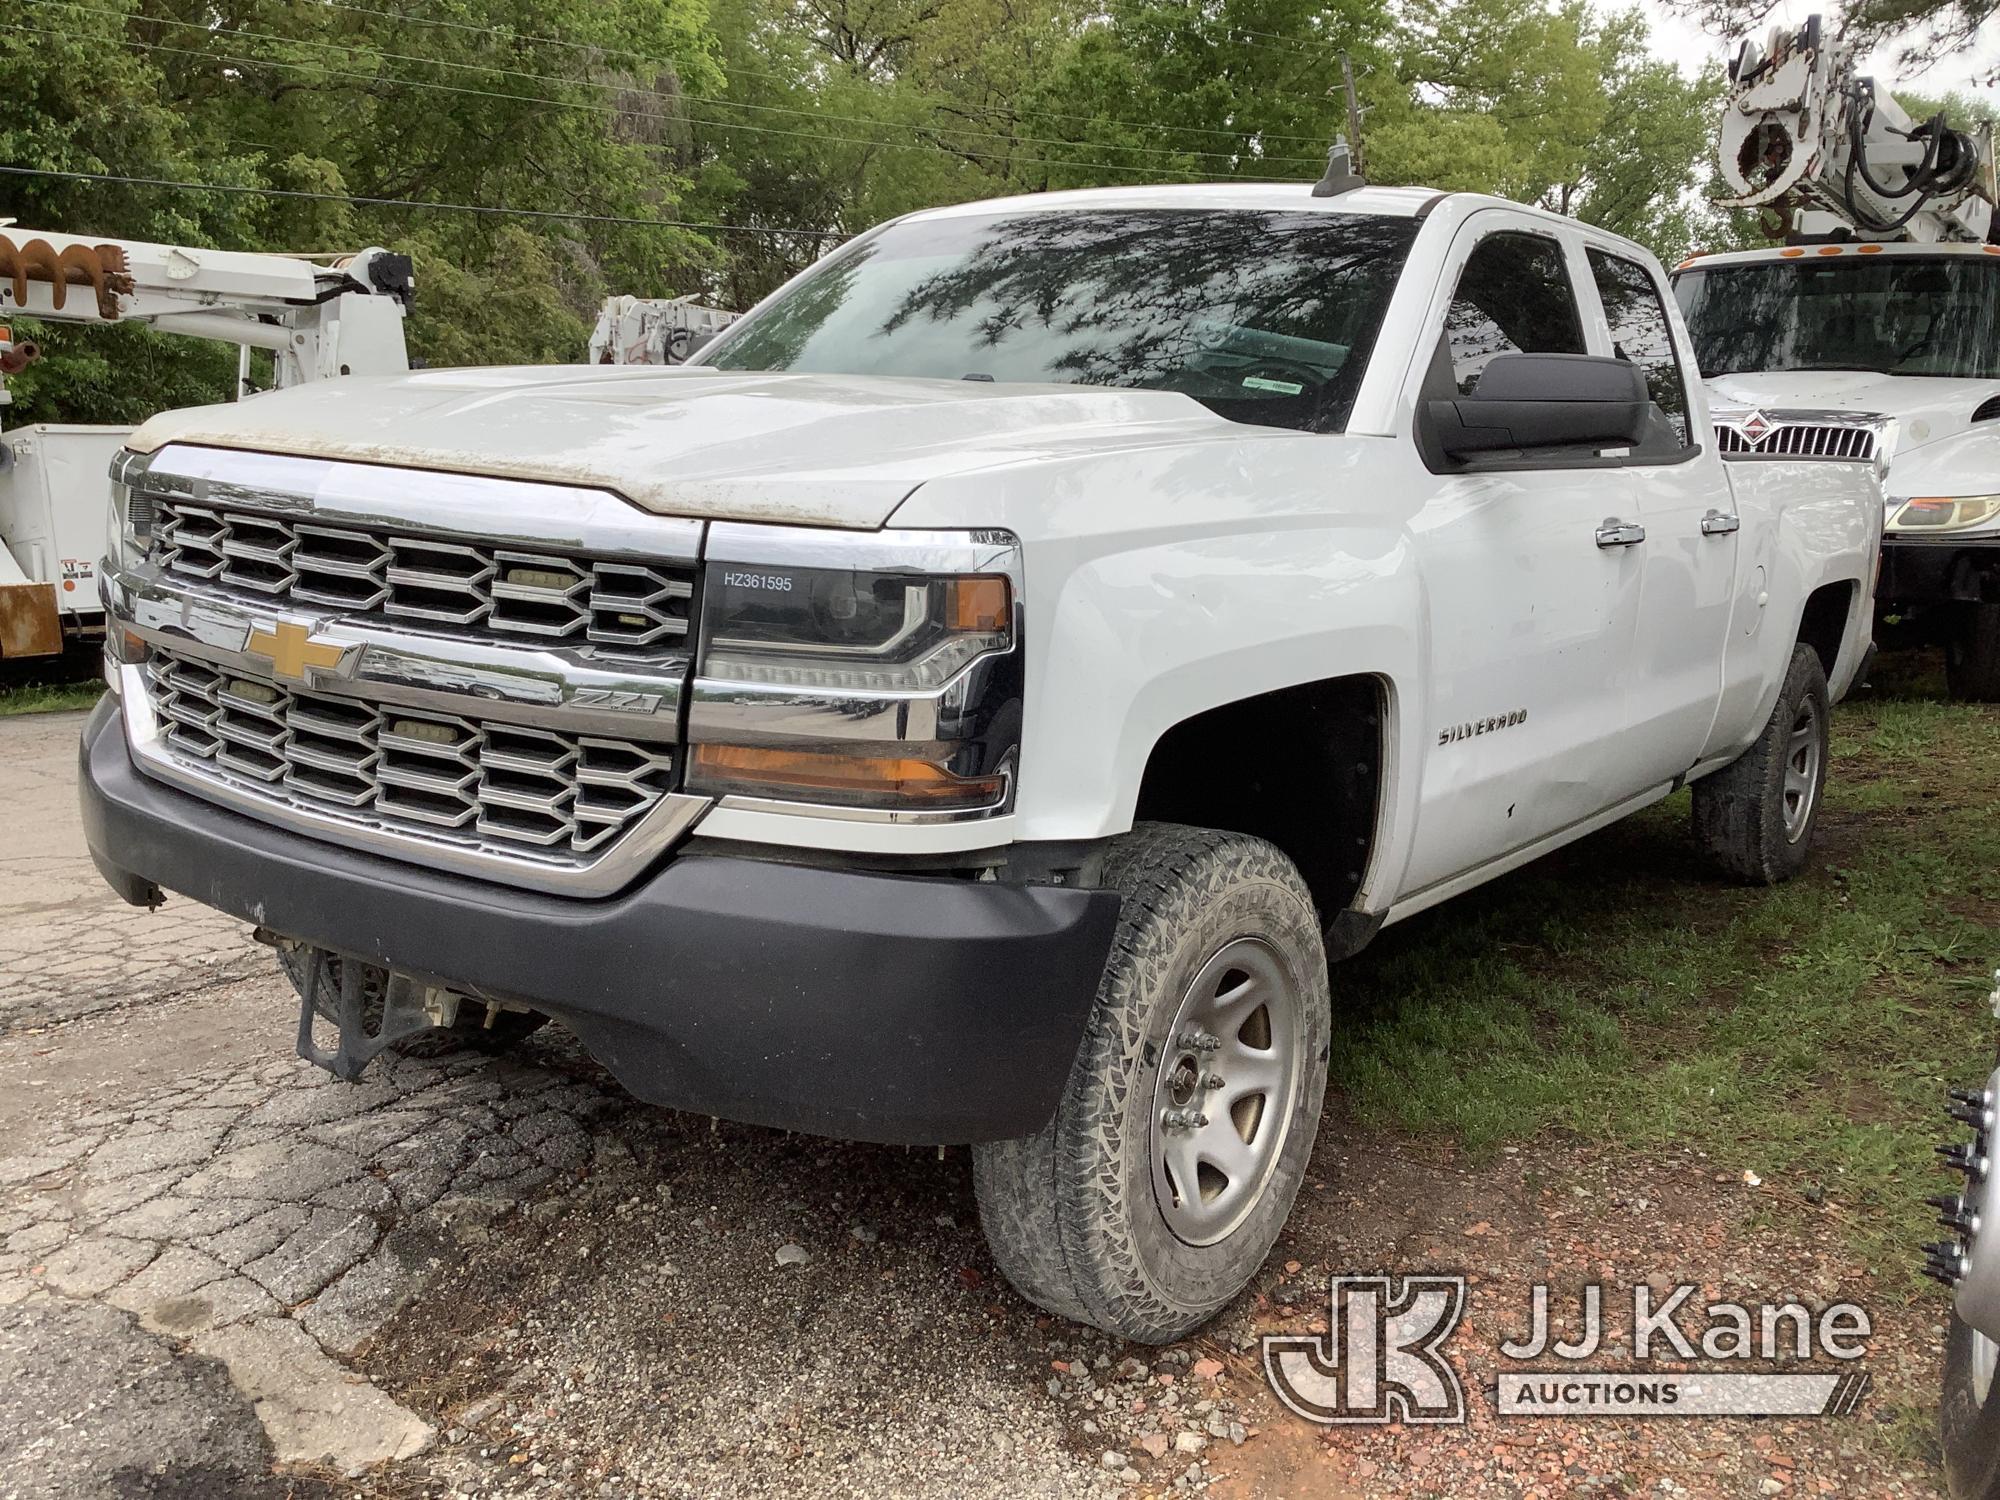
[1595,520,1646,549]
[1701,510,1741,536]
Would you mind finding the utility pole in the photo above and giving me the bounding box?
[1340,53,1367,176]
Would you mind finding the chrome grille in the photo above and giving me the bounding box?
[1714,421,1878,462]
[154,501,694,654]
[145,650,676,860]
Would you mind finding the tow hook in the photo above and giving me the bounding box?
[284,942,459,1082]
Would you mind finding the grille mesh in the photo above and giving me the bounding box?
[1714,422,1878,461]
[154,501,693,654]
[145,650,676,860]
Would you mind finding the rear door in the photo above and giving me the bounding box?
[1396,215,1650,896]
[1580,244,1739,785]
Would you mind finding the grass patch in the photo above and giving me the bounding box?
[1329,653,2000,1282]
[0,678,104,716]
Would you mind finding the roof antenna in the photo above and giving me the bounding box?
[1312,137,1366,197]
[1312,54,1369,197]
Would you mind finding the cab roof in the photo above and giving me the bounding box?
[906,182,1447,221]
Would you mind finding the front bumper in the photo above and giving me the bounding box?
[1879,534,2000,609]
[80,695,1118,1144]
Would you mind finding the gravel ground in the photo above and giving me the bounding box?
[0,708,1961,1499]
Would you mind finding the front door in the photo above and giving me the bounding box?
[1397,218,1649,896]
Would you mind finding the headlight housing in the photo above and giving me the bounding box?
[1886,494,2000,533]
[106,449,155,569]
[687,525,1023,817]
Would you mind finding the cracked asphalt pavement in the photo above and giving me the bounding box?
[0,708,1958,1499]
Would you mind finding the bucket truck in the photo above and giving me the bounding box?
[0,226,411,659]
[1669,14,2000,698]
[587,294,739,367]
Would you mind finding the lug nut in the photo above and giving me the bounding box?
[1923,1240,1966,1286]
[1202,1073,1225,1090]
[1938,1142,1986,1178]
[1929,1192,1977,1234]
[1950,1099,1993,1129]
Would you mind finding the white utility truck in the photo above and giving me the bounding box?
[81,182,1883,1340]
[587,294,739,366]
[0,226,411,659]
[1671,15,2000,697]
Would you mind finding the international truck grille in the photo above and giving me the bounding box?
[153,501,694,655]
[144,650,676,860]
[1713,421,1878,462]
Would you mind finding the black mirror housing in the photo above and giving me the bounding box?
[1428,353,1649,460]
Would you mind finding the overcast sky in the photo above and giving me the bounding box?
[1632,1,2000,102]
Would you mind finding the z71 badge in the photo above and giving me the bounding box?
[569,687,665,714]
[1439,709,1527,746]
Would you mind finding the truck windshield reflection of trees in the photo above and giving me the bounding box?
[706,210,1421,433]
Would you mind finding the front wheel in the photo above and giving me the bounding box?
[1946,603,2000,703]
[972,823,1330,1343]
[1691,643,1830,885]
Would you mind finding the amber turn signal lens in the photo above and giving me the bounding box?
[947,576,1010,632]
[691,743,1005,809]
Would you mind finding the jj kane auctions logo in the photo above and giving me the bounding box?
[1263,1276,1873,1423]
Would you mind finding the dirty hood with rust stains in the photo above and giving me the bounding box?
[127,364,1242,530]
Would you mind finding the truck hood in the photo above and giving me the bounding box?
[127,365,1238,529]
[1704,370,2000,454]
[1884,422,2000,505]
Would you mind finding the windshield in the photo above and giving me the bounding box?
[1673,256,2000,380]
[703,209,1420,433]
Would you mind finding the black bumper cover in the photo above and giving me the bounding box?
[78,696,1118,1144]
[1880,535,2000,609]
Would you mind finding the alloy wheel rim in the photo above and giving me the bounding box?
[1149,937,1303,1247]
[1782,697,1822,844]
[1976,1328,1997,1408]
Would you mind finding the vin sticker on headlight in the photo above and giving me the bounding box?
[720,570,796,592]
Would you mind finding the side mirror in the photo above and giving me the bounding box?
[1428,352,1649,461]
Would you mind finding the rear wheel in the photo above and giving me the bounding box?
[1946,603,2000,703]
[1692,643,1830,885]
[972,823,1330,1342]
[277,947,549,1057]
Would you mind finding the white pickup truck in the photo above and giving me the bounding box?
[81,184,1883,1341]
[1673,242,2000,699]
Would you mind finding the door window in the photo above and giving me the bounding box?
[1587,248,1692,450]
[1444,233,1586,394]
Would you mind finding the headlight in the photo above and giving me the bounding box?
[106,449,155,568]
[701,567,1011,690]
[1886,494,2000,533]
[688,525,1023,816]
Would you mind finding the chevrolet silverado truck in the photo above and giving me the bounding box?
[81,184,1884,1342]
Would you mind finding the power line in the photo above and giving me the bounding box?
[147,0,1347,152]
[18,0,1326,168]
[0,20,1261,182]
[0,162,848,239]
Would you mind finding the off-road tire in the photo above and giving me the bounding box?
[972,823,1331,1343]
[278,948,549,1057]
[1692,643,1830,885]
[1946,603,2000,704]
[1943,1310,2000,1500]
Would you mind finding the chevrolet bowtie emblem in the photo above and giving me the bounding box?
[245,620,355,683]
